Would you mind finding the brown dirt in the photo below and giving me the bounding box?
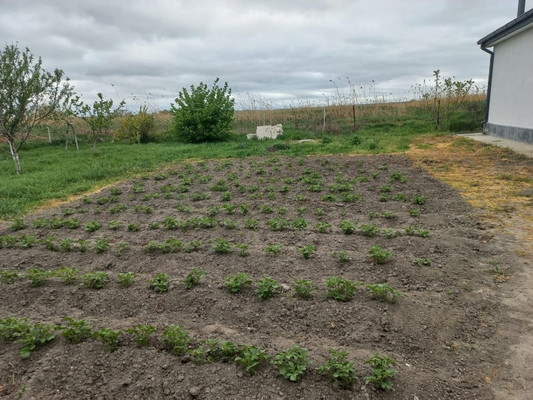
[0,144,531,400]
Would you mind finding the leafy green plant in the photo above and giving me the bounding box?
[405,226,430,237]
[0,234,18,248]
[0,270,20,284]
[219,340,239,362]
[221,218,237,229]
[183,240,202,253]
[272,345,312,382]
[368,245,395,264]
[332,250,352,263]
[262,243,283,257]
[315,222,331,233]
[92,327,123,352]
[93,238,110,253]
[412,193,428,205]
[409,208,421,216]
[127,223,140,232]
[413,257,432,266]
[364,352,397,390]
[18,323,56,358]
[76,239,90,253]
[162,324,191,356]
[42,236,59,251]
[148,273,169,293]
[84,221,101,232]
[325,276,362,302]
[291,218,307,230]
[294,279,317,299]
[59,238,75,252]
[211,237,232,254]
[235,345,269,375]
[126,324,157,347]
[266,217,289,231]
[59,317,92,344]
[360,223,380,237]
[19,234,37,248]
[160,238,183,253]
[10,218,27,231]
[366,283,405,303]
[234,242,250,257]
[297,245,317,259]
[182,268,208,289]
[317,349,356,389]
[117,272,137,287]
[117,242,130,253]
[79,271,109,289]
[25,268,51,287]
[225,273,253,293]
[339,220,356,234]
[51,267,79,286]
[255,276,280,299]
[0,317,29,341]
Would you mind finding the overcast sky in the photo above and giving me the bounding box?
[1,0,528,110]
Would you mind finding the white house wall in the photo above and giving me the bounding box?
[489,26,533,130]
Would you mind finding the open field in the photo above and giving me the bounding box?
[1,140,532,399]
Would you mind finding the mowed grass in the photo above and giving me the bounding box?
[0,106,448,221]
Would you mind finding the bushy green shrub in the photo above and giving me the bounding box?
[170,78,235,143]
[116,106,155,143]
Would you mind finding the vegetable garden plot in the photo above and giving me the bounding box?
[0,154,514,399]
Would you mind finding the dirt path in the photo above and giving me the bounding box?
[407,135,533,399]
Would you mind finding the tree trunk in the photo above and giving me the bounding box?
[8,140,23,174]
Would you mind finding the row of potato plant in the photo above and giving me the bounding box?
[0,267,405,304]
[0,316,397,390]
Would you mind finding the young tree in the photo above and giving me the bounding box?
[76,93,125,151]
[413,70,474,130]
[170,78,235,143]
[0,43,75,174]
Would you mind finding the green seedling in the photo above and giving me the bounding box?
[93,328,123,352]
[366,283,405,303]
[412,193,428,205]
[59,317,92,344]
[127,223,140,232]
[272,345,312,382]
[60,238,75,252]
[364,352,397,390]
[297,245,317,259]
[262,244,283,257]
[294,279,317,300]
[93,238,110,253]
[53,266,80,285]
[405,226,430,237]
[117,242,130,253]
[235,242,251,257]
[409,208,421,216]
[117,272,137,287]
[183,240,202,253]
[291,218,307,230]
[255,276,280,299]
[10,218,27,231]
[219,340,239,362]
[162,324,191,356]
[225,273,253,293]
[342,193,361,202]
[317,349,357,389]
[413,257,432,266]
[77,239,90,253]
[360,223,380,237]
[19,234,37,248]
[266,217,289,231]
[160,238,183,253]
[211,238,232,254]
[0,317,29,341]
[84,221,101,232]
[26,268,51,287]
[0,270,20,284]
[126,324,157,347]
[222,218,237,229]
[332,251,352,263]
[182,268,208,290]
[239,204,250,215]
[339,220,356,234]
[81,272,110,289]
[325,276,362,302]
[368,245,395,264]
[235,345,269,375]
[148,273,169,293]
[18,323,56,358]
[315,222,331,233]
[42,236,59,252]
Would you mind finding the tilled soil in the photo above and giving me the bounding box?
[0,153,523,399]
